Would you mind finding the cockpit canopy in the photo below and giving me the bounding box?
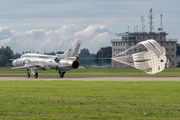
[20,53,56,59]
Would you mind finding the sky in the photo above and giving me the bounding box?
[0,0,179,54]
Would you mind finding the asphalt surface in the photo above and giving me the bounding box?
[0,77,180,81]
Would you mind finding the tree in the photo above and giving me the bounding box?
[176,43,180,56]
[0,46,14,67]
[14,53,21,59]
[0,54,8,67]
[56,51,64,54]
[78,48,96,65]
[94,46,112,66]
[79,48,90,58]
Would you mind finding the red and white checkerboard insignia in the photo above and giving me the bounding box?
[72,45,75,49]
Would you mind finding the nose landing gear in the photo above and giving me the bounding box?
[27,69,30,78]
[26,69,39,78]
[30,69,39,78]
[27,72,30,78]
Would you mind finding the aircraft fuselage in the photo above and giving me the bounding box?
[12,53,77,71]
[11,40,81,78]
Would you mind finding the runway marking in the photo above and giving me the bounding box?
[0,77,180,81]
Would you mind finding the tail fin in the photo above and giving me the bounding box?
[61,40,81,58]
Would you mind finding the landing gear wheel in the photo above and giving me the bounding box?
[27,68,30,78]
[59,70,65,78]
[59,72,64,78]
[27,72,30,78]
[34,72,38,78]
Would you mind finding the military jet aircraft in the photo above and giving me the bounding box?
[12,40,81,78]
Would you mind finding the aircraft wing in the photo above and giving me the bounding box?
[11,64,44,69]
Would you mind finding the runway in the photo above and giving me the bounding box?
[0,77,180,81]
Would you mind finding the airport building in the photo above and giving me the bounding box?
[111,9,178,68]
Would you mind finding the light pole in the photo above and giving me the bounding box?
[99,49,102,66]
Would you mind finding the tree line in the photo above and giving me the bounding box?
[78,46,112,66]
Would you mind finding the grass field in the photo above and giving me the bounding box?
[0,81,180,119]
[0,67,180,77]
[0,67,180,119]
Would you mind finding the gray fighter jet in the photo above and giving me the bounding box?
[12,40,81,78]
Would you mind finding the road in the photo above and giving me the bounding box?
[0,77,180,81]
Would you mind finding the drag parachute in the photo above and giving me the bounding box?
[112,39,167,74]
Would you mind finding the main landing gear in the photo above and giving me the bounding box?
[34,72,38,78]
[58,70,66,78]
[27,69,30,78]
[26,69,38,78]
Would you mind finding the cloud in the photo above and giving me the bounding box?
[0,25,117,54]
[74,25,112,38]
[0,0,179,42]
[0,28,12,40]
[74,25,114,53]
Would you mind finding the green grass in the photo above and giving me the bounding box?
[0,81,180,119]
[1,67,180,77]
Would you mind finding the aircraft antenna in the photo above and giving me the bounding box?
[148,8,154,33]
[136,25,138,32]
[161,14,163,32]
[140,15,145,32]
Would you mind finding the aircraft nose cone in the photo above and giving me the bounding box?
[12,60,17,67]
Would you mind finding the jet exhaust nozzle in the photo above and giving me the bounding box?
[72,61,79,69]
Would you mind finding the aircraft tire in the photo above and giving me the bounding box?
[34,72,38,78]
[59,72,65,78]
[60,73,64,78]
[27,72,30,78]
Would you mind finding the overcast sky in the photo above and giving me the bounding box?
[0,0,179,53]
